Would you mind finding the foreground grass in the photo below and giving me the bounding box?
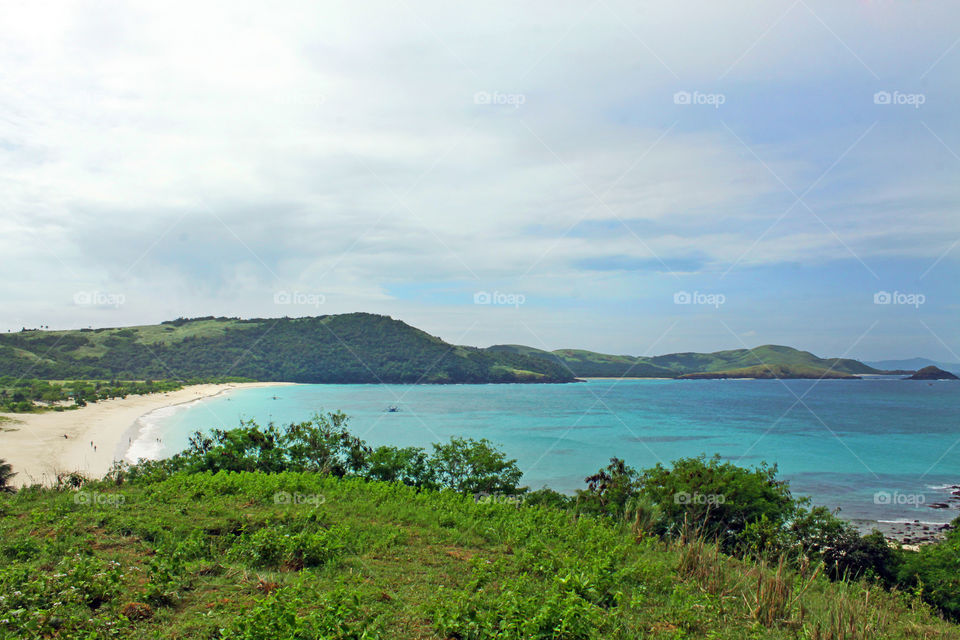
[1,472,957,639]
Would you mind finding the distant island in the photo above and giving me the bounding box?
[906,366,960,380]
[0,314,909,383]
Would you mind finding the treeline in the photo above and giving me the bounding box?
[105,413,960,622]
[0,378,184,413]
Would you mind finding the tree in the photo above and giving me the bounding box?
[0,458,16,492]
[638,455,795,548]
[367,445,435,489]
[575,458,641,518]
[179,413,371,476]
[429,437,523,495]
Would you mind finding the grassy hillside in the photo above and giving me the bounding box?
[678,364,860,380]
[491,344,882,379]
[487,345,677,378]
[2,472,958,639]
[4,414,960,639]
[0,315,574,384]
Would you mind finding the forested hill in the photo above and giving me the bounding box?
[489,343,884,378]
[0,314,575,384]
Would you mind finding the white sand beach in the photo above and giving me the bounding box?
[0,382,292,487]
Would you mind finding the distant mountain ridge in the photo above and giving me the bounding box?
[489,344,886,379]
[0,314,902,383]
[0,314,574,384]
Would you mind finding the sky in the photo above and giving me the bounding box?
[1,0,958,361]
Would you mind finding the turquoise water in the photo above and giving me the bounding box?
[128,378,960,523]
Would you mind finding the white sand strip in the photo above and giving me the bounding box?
[0,382,292,487]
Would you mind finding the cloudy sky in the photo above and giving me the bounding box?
[1,0,958,360]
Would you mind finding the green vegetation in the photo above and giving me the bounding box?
[0,377,184,413]
[490,344,884,379]
[0,314,574,384]
[0,458,15,492]
[907,366,960,380]
[677,364,859,380]
[2,416,960,639]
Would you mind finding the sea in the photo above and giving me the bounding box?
[125,377,960,525]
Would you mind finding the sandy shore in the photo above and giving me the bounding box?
[0,382,292,487]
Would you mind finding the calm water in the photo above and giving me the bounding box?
[127,378,960,524]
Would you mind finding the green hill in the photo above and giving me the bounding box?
[490,344,881,379]
[0,314,574,384]
[678,364,860,379]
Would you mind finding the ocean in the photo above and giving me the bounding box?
[126,377,960,524]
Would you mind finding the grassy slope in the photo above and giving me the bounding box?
[1,473,957,640]
[677,364,859,379]
[0,315,574,384]
[491,344,881,378]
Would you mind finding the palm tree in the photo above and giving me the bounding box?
[0,458,16,492]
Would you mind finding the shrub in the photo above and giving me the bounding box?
[429,437,523,495]
[575,458,641,518]
[222,583,383,640]
[897,523,960,621]
[366,445,435,489]
[228,524,349,570]
[638,455,795,548]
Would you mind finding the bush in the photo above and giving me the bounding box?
[228,524,349,570]
[174,413,371,476]
[638,455,795,548]
[429,437,523,495]
[898,523,960,621]
[222,582,383,640]
[366,445,435,489]
[575,458,641,518]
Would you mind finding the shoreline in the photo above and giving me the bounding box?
[853,518,955,549]
[0,382,292,487]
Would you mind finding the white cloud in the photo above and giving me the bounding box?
[0,0,957,353]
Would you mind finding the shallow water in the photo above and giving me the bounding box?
[128,377,960,523]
